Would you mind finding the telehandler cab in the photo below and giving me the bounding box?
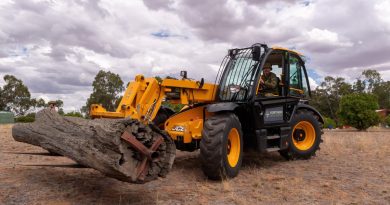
[90,43,324,180]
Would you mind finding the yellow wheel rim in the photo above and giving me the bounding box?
[292,121,316,151]
[227,128,240,167]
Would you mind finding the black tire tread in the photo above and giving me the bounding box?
[200,113,242,180]
[280,109,323,160]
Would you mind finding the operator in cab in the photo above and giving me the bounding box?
[259,63,278,96]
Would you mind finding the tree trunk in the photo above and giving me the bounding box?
[12,109,176,183]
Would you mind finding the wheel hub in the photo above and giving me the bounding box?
[291,121,316,151]
[227,140,231,154]
[293,129,306,141]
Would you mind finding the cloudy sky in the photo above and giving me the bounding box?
[1,0,390,112]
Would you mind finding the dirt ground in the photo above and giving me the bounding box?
[0,124,389,205]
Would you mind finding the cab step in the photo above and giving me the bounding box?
[256,127,290,152]
[267,135,280,140]
[266,147,280,152]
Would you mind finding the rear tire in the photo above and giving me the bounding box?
[200,113,243,180]
[280,109,322,160]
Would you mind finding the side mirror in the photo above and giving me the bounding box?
[228,49,238,58]
[252,46,261,61]
[180,71,187,79]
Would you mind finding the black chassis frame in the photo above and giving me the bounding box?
[207,44,324,152]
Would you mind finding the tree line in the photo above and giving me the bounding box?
[311,69,390,130]
[1,69,389,130]
[0,71,125,122]
[0,75,67,121]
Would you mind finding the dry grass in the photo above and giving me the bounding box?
[1,125,390,205]
[323,129,390,156]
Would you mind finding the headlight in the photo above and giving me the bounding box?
[172,125,185,132]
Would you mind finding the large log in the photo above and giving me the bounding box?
[12,109,176,183]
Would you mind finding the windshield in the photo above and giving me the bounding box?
[218,48,262,101]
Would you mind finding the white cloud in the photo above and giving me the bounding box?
[375,0,390,27]
[308,76,318,89]
[1,0,390,112]
[298,28,354,53]
[307,28,340,44]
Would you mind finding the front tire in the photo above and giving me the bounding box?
[280,109,322,160]
[200,113,243,180]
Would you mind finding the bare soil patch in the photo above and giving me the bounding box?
[1,124,389,205]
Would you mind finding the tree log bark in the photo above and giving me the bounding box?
[12,109,176,183]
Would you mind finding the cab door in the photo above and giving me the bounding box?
[287,54,311,99]
[253,49,289,128]
[284,53,311,121]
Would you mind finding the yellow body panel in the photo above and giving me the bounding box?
[90,75,217,125]
[90,105,124,118]
[164,106,213,143]
[272,46,304,56]
[91,75,164,121]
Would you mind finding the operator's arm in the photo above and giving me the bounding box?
[264,73,277,89]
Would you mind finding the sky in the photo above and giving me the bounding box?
[0,0,390,112]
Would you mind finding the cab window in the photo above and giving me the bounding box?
[256,51,285,96]
[300,67,309,97]
[288,55,309,97]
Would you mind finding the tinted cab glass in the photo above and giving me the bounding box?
[288,55,310,98]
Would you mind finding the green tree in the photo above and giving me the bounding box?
[353,78,366,93]
[64,111,83,118]
[353,69,382,94]
[311,89,333,118]
[0,75,33,116]
[323,117,336,129]
[54,99,64,108]
[0,86,3,109]
[385,115,390,127]
[311,76,352,122]
[373,81,390,109]
[29,98,47,112]
[14,115,35,123]
[0,75,47,115]
[58,108,65,115]
[357,69,390,109]
[338,93,380,131]
[362,69,382,93]
[85,70,124,114]
[35,98,46,108]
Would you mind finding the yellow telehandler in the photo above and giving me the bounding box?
[90,43,324,180]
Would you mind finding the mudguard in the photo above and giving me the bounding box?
[294,103,324,124]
